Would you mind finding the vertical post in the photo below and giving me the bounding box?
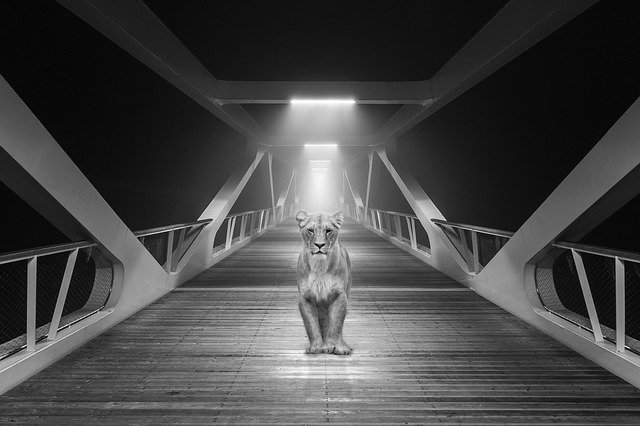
[342,170,346,212]
[267,151,276,225]
[239,214,247,241]
[458,228,473,273]
[259,210,265,231]
[225,217,234,250]
[364,151,374,225]
[471,231,480,274]
[165,230,174,273]
[408,217,418,250]
[26,257,37,351]
[615,257,626,352]
[394,215,402,240]
[48,248,79,341]
[293,170,297,211]
[376,211,382,232]
[174,227,186,268]
[571,249,604,342]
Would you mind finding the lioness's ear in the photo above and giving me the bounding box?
[295,210,309,228]
[331,211,344,228]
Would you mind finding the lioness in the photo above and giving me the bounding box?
[296,210,352,355]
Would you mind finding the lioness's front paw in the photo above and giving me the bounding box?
[332,344,352,356]
[321,344,336,354]
[305,344,323,354]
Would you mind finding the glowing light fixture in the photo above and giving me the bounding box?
[309,160,331,164]
[291,99,355,105]
[305,143,338,147]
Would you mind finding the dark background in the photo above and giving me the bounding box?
[1,0,639,254]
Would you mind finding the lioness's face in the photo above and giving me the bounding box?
[296,211,344,255]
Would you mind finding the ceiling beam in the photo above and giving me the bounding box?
[213,80,432,105]
[262,134,375,147]
[374,0,599,142]
[57,0,266,140]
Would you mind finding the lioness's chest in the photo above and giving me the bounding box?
[299,272,343,302]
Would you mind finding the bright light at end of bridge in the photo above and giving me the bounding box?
[290,99,355,105]
[309,160,331,163]
[304,143,338,147]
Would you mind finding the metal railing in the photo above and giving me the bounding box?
[535,241,640,354]
[135,219,211,273]
[432,219,514,274]
[212,208,273,255]
[0,241,113,360]
[369,208,430,254]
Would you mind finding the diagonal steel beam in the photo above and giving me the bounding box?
[57,0,265,139]
[375,0,598,142]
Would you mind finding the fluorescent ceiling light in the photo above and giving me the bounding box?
[312,168,328,172]
[309,160,331,163]
[305,143,338,147]
[291,99,355,105]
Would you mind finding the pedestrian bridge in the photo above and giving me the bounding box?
[2,0,640,424]
[2,219,640,423]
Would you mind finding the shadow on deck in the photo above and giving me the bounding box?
[2,220,640,423]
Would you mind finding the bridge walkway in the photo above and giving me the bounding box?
[2,220,639,423]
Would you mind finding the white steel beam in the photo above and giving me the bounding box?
[213,80,432,105]
[57,0,265,139]
[375,0,598,142]
[364,152,374,223]
[267,152,276,223]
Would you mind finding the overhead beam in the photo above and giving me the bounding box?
[375,0,598,142]
[213,80,432,105]
[263,134,374,147]
[57,0,265,139]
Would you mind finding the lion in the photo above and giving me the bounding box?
[295,210,352,355]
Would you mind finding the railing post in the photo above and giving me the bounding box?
[26,256,37,351]
[571,249,604,342]
[239,214,247,241]
[259,211,265,231]
[376,211,382,232]
[394,215,402,240]
[225,218,235,250]
[165,230,174,273]
[408,217,418,250]
[173,228,186,270]
[471,230,480,274]
[458,229,473,272]
[48,248,79,341]
[615,257,626,352]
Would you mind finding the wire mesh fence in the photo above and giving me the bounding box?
[431,219,513,274]
[367,209,430,254]
[0,245,113,360]
[535,246,640,354]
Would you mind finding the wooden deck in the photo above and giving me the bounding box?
[2,220,640,424]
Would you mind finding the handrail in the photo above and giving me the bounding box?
[0,240,96,265]
[369,208,418,220]
[431,218,514,238]
[226,208,271,219]
[133,218,212,237]
[553,241,640,263]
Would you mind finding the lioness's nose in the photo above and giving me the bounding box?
[314,242,326,249]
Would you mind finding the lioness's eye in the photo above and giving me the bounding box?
[307,229,314,234]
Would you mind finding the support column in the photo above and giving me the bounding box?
[268,151,276,224]
[364,151,374,224]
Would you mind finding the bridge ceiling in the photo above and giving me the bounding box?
[243,104,401,137]
[143,0,507,82]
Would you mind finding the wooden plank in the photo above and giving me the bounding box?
[2,219,639,423]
